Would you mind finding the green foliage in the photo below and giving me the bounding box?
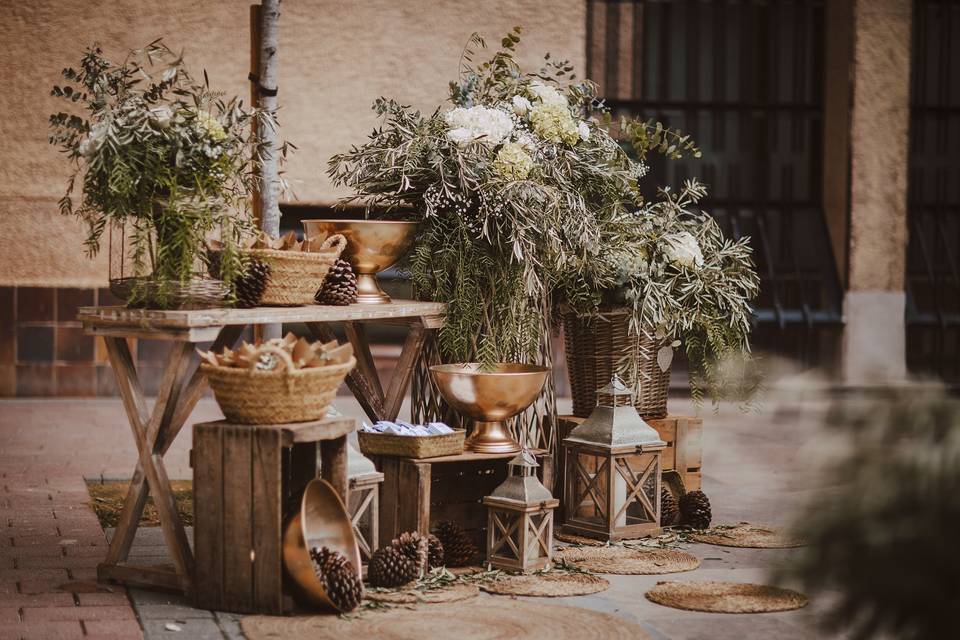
[49,40,289,306]
[780,388,960,640]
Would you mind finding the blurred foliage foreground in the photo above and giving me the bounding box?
[781,385,960,640]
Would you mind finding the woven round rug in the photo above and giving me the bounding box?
[554,531,605,547]
[481,572,609,597]
[448,565,487,576]
[646,581,808,613]
[558,546,700,575]
[241,599,653,640]
[365,583,479,605]
[688,523,805,549]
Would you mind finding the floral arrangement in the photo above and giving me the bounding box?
[329,29,757,403]
[49,40,288,306]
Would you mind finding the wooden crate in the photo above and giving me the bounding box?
[191,416,354,614]
[373,450,553,554]
[556,415,702,519]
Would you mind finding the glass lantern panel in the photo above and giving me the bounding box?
[490,509,521,560]
[568,449,609,526]
[614,452,659,527]
[526,511,551,559]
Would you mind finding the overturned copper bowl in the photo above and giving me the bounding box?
[429,363,550,454]
[282,478,362,612]
[302,219,419,304]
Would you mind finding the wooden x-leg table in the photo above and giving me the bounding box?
[80,301,444,594]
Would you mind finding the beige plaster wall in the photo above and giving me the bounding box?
[0,0,585,287]
[847,0,911,292]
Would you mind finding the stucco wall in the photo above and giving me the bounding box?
[0,0,586,287]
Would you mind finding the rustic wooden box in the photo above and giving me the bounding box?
[372,450,553,553]
[557,415,702,519]
[191,416,355,614]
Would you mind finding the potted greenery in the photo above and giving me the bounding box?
[49,40,282,308]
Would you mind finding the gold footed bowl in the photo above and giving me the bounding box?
[301,219,419,305]
[429,363,550,454]
[283,478,362,612]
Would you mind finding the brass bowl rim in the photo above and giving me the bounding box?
[429,362,551,376]
[302,218,419,226]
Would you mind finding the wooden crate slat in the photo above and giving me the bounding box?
[252,428,283,614]
[221,426,254,612]
[377,458,401,543]
[397,462,430,535]
[192,424,223,610]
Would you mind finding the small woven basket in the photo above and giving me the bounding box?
[563,308,670,419]
[357,429,466,459]
[202,346,356,424]
[110,276,229,310]
[245,234,347,306]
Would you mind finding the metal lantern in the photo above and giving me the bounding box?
[482,450,559,573]
[561,375,666,541]
[346,441,383,562]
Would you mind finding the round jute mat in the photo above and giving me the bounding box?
[554,531,605,546]
[365,583,479,605]
[688,523,806,549]
[646,581,808,614]
[558,546,700,575]
[481,572,609,597]
[241,599,653,640]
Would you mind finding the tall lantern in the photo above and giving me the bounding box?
[482,450,559,573]
[561,376,666,541]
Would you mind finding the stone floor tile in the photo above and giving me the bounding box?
[140,618,224,640]
[17,620,85,640]
[82,619,144,639]
[135,603,215,620]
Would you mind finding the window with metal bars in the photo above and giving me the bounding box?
[906,0,960,384]
[587,0,842,366]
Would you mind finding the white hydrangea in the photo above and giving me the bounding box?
[149,105,173,128]
[515,131,539,153]
[78,122,110,158]
[577,121,590,142]
[528,80,568,107]
[511,95,532,116]
[444,106,514,146]
[662,232,704,269]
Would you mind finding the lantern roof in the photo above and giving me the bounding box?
[347,440,378,478]
[488,450,554,505]
[565,376,666,449]
[508,449,540,469]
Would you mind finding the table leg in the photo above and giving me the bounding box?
[306,322,385,421]
[319,435,348,505]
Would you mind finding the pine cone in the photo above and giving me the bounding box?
[660,487,679,527]
[427,534,444,570]
[367,546,417,588]
[309,546,363,612]
[392,531,428,576]
[315,258,357,306]
[434,521,478,568]
[209,252,271,309]
[679,490,712,530]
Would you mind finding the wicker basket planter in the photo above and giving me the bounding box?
[109,276,230,310]
[357,429,466,459]
[563,308,670,419]
[202,346,356,424]
[244,234,347,306]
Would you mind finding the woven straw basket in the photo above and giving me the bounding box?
[357,429,466,459]
[246,234,347,306]
[202,346,356,424]
[563,308,670,419]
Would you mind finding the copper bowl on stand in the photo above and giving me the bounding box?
[282,478,362,612]
[302,219,419,305]
[429,363,550,454]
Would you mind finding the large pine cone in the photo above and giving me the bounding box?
[392,531,428,576]
[660,487,679,527]
[434,521,478,568]
[315,258,358,306]
[679,490,712,530]
[427,534,445,570]
[367,545,417,588]
[309,546,362,612]
[208,253,271,309]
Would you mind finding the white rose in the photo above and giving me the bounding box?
[149,105,173,128]
[515,132,539,152]
[443,106,514,146]
[662,232,704,269]
[446,128,474,146]
[78,122,109,158]
[528,80,568,107]
[577,121,590,142]
[511,95,531,116]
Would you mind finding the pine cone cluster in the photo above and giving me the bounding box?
[679,490,712,530]
[208,253,271,308]
[433,521,478,568]
[392,531,429,577]
[309,546,362,612]
[427,534,445,570]
[367,545,417,588]
[660,487,679,527]
[315,258,358,306]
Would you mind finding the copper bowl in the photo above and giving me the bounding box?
[429,363,550,454]
[302,219,419,304]
[282,478,362,612]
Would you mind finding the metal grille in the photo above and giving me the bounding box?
[906,0,960,382]
[587,0,842,365]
